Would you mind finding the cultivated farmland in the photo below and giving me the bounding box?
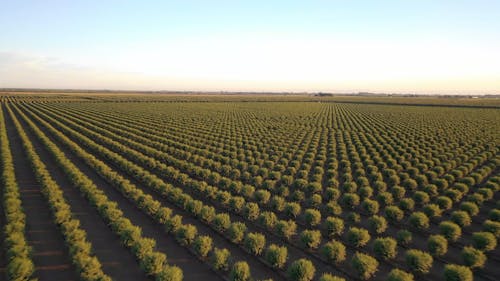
[0,95,498,281]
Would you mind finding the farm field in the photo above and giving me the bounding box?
[0,95,499,281]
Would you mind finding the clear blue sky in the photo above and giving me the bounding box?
[1,0,499,93]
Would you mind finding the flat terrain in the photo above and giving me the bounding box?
[0,93,499,281]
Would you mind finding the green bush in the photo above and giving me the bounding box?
[361,199,379,215]
[368,215,388,234]
[213,213,231,233]
[325,202,342,216]
[230,261,251,281]
[439,221,462,242]
[408,212,429,231]
[321,240,346,264]
[413,191,430,206]
[275,220,297,240]
[405,249,433,274]
[324,216,344,237]
[300,230,322,250]
[436,196,453,210]
[157,265,183,281]
[489,209,500,221]
[264,244,288,269]
[385,205,404,223]
[244,232,266,255]
[399,198,415,212]
[391,185,406,200]
[257,211,278,229]
[341,193,360,209]
[284,202,302,218]
[351,252,379,280]
[460,202,479,216]
[373,237,397,260]
[304,208,322,227]
[287,259,316,281]
[451,211,471,227]
[423,204,442,219]
[175,224,197,246]
[211,248,230,271]
[427,235,448,257]
[254,189,271,204]
[472,231,497,251]
[461,246,486,268]
[347,227,371,248]
[443,264,473,281]
[483,219,500,237]
[243,202,260,220]
[386,269,414,281]
[193,235,213,258]
[228,222,247,244]
[397,230,412,246]
[318,273,345,281]
[347,212,361,223]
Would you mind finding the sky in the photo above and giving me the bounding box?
[1,0,499,94]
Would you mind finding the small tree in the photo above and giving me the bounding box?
[387,269,414,281]
[265,244,288,268]
[483,220,500,237]
[321,240,346,264]
[193,235,213,258]
[213,213,231,233]
[158,265,183,281]
[361,199,379,215]
[227,222,247,244]
[324,216,344,237]
[443,264,473,281]
[304,208,322,227]
[175,224,197,246]
[300,230,322,250]
[275,220,297,240]
[373,237,397,260]
[211,248,230,271]
[461,246,486,269]
[439,221,462,242]
[427,235,448,257]
[460,202,479,216]
[319,273,346,281]
[287,259,316,281]
[264,244,288,269]
[244,232,266,255]
[368,215,388,234]
[472,232,497,251]
[347,227,371,248]
[351,252,379,280]
[397,230,412,246]
[451,211,471,227]
[230,261,251,281]
[385,205,404,223]
[284,202,302,218]
[243,202,260,221]
[408,212,429,231]
[405,249,433,274]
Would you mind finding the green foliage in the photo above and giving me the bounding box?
[439,221,462,242]
[368,215,388,234]
[275,220,297,240]
[324,216,344,237]
[304,208,322,227]
[461,246,486,269]
[244,232,266,255]
[385,205,404,223]
[443,264,473,281]
[321,240,346,264]
[450,211,471,227]
[397,230,412,246]
[361,199,379,215]
[386,269,414,281]
[211,248,230,271]
[472,231,497,251]
[230,261,251,281]
[427,235,448,257]
[405,249,433,274]
[347,227,371,248]
[213,213,231,233]
[264,244,288,269]
[373,237,397,260]
[228,222,247,244]
[193,235,213,258]
[408,212,429,231]
[287,259,316,281]
[351,252,379,280]
[318,273,345,281]
[175,224,197,246]
[300,230,322,250]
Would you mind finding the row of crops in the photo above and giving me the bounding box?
[0,96,498,281]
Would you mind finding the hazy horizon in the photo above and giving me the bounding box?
[1,1,499,94]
